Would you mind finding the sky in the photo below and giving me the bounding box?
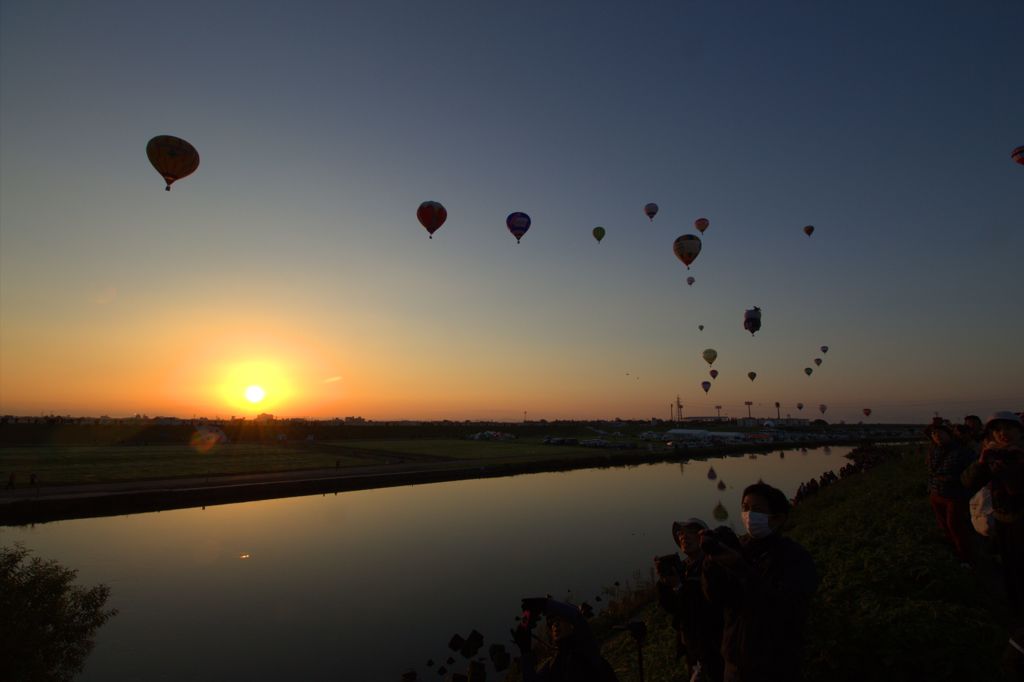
[1,0,1021,423]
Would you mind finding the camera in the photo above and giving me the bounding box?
[655,553,684,578]
[700,526,740,555]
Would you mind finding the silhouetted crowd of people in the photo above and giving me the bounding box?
[791,446,890,506]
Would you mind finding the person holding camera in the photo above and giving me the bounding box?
[655,518,725,682]
[511,598,619,682]
[700,483,817,682]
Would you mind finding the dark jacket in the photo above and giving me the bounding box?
[657,552,724,672]
[962,445,1024,522]
[520,601,619,682]
[927,442,977,499]
[702,533,817,682]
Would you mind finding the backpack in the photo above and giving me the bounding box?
[969,485,994,537]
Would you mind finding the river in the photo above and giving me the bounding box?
[1,445,851,681]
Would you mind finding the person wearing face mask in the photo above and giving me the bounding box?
[655,518,725,681]
[700,483,817,682]
[963,412,1024,622]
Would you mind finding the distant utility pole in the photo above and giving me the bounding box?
[523,410,527,423]
[675,395,683,424]
[745,401,753,418]
[715,405,722,418]
[775,402,781,419]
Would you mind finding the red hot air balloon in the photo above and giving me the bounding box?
[747,372,757,382]
[417,201,447,239]
[694,218,709,233]
[803,225,814,237]
[820,346,829,354]
[863,408,872,417]
[673,235,702,269]
[701,381,711,394]
[644,203,659,221]
[819,404,828,414]
[146,135,199,191]
[506,212,531,243]
[709,369,719,380]
[1012,146,1024,165]
[796,402,804,411]
[814,358,822,366]
[686,276,695,286]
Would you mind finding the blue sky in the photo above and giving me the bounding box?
[1,1,1021,422]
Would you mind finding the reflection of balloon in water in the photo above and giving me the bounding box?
[592,226,605,243]
[803,225,814,237]
[717,480,726,491]
[819,404,828,414]
[796,402,804,410]
[1012,146,1024,165]
[814,358,822,366]
[686,276,695,286]
[702,348,718,366]
[710,369,719,380]
[416,201,447,238]
[644,203,659,221]
[679,462,686,478]
[146,135,199,191]
[707,467,717,480]
[506,212,531,243]
[863,408,872,417]
[695,218,709,233]
[821,346,829,354]
[673,235,702,269]
[804,368,813,376]
[698,325,704,331]
[713,501,728,522]
[743,307,762,335]
[748,371,757,382]
[701,381,712,394]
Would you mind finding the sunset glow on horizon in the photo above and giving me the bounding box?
[1,2,1021,423]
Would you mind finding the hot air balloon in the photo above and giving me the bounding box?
[819,404,827,414]
[747,371,757,382]
[707,467,717,480]
[814,358,822,367]
[416,201,447,238]
[804,368,813,376]
[796,402,804,411]
[146,135,199,191]
[712,501,728,522]
[710,369,719,380]
[592,226,605,243]
[694,218,709,233]
[506,212,531,243]
[644,203,659,221]
[820,346,829,354]
[863,408,872,417]
[743,307,762,335]
[803,225,814,237]
[1013,146,1024,165]
[673,235,702,269]
[701,381,712,394]
[702,348,718,366]
[698,325,704,331]
[717,480,726,491]
[686,276,695,286]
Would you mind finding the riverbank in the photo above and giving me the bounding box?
[591,444,1012,682]
[1,438,885,525]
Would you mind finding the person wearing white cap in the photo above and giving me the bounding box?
[656,518,725,682]
[963,411,1024,621]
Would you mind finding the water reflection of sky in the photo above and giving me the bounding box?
[1,446,848,681]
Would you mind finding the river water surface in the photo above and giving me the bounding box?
[2,445,851,681]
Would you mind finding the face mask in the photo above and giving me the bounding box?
[742,511,774,539]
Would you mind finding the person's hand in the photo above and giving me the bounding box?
[511,626,532,654]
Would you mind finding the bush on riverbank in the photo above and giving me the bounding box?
[595,445,1011,682]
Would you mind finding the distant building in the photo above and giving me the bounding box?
[255,413,274,422]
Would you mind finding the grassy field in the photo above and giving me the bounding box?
[0,444,372,486]
[586,444,1012,682]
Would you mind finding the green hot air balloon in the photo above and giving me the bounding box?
[592,226,606,243]
[702,349,718,366]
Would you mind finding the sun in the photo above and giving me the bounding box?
[244,385,266,404]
